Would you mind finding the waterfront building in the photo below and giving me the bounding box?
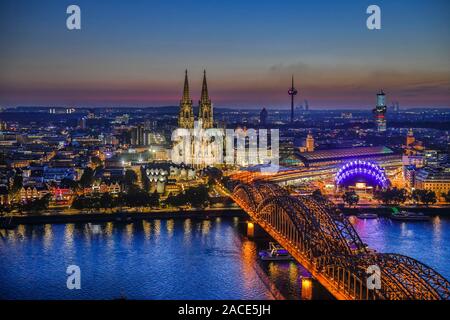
[144,162,196,194]
[414,165,450,196]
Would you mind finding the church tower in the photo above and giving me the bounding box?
[306,131,315,152]
[198,70,213,128]
[406,128,415,147]
[178,70,194,129]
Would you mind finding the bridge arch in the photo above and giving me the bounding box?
[230,181,450,300]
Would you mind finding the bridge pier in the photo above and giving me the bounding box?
[301,277,315,300]
[246,221,267,238]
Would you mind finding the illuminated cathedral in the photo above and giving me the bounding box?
[174,70,222,169]
[178,70,214,129]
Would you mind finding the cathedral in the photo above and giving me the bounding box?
[174,70,221,169]
[178,70,213,129]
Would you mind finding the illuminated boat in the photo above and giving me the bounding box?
[259,242,294,261]
[357,213,378,219]
[391,211,430,221]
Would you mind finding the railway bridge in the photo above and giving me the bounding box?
[231,182,450,300]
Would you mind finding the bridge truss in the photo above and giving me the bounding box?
[232,182,450,300]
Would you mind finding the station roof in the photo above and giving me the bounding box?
[296,146,394,163]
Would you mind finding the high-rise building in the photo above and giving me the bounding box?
[178,70,194,129]
[260,108,268,127]
[373,89,387,132]
[131,125,145,146]
[198,70,213,129]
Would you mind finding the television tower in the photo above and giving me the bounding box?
[288,75,298,124]
[373,89,387,132]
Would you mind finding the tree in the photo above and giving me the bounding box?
[185,185,209,208]
[60,178,79,191]
[442,191,450,203]
[79,168,95,188]
[412,189,437,206]
[90,156,103,169]
[10,172,23,195]
[99,193,113,209]
[342,191,359,207]
[124,169,138,188]
[21,194,51,213]
[374,188,408,206]
[312,189,326,202]
[141,167,150,192]
[148,190,160,208]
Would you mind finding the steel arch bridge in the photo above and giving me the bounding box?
[231,182,450,300]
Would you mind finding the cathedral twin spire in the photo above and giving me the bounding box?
[178,70,213,129]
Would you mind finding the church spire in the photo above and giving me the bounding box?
[182,69,190,102]
[178,69,194,129]
[200,70,209,102]
[198,70,213,128]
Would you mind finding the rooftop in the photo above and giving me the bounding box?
[296,146,395,163]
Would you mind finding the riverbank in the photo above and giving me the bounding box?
[0,208,247,226]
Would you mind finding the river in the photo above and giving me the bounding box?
[0,215,449,299]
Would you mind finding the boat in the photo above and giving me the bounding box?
[390,211,430,221]
[259,242,294,261]
[357,213,378,219]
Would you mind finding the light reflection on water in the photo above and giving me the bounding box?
[351,216,450,279]
[0,218,278,300]
[2,215,446,300]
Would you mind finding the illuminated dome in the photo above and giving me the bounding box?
[335,160,389,188]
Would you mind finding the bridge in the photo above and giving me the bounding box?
[230,182,450,300]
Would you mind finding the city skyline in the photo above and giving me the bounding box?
[1,0,449,109]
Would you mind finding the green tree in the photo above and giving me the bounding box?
[342,191,359,207]
[412,189,437,206]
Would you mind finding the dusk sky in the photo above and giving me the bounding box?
[0,0,449,109]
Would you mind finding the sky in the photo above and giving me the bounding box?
[0,0,449,109]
